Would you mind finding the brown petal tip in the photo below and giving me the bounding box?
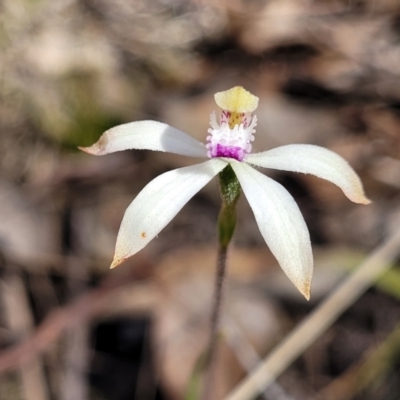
[110,256,127,269]
[298,281,311,301]
[78,145,100,155]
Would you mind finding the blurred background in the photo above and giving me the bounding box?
[1,0,400,399]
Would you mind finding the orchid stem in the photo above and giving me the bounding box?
[202,165,240,400]
[202,241,229,400]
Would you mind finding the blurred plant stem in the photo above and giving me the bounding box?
[202,165,241,400]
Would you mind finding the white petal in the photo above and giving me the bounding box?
[80,120,208,158]
[231,162,313,299]
[246,144,371,204]
[111,159,226,268]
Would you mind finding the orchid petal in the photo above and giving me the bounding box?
[111,159,226,268]
[246,144,370,204]
[80,121,208,158]
[231,162,313,299]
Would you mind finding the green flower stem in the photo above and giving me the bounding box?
[202,165,241,400]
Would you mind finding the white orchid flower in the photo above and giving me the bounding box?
[80,86,370,299]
